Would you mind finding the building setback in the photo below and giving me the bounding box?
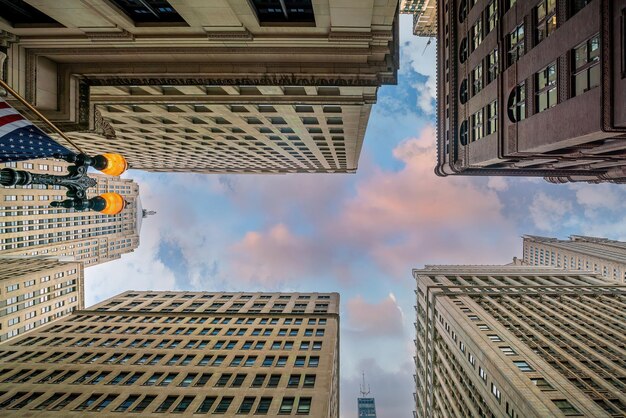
[0,258,84,343]
[414,265,626,417]
[432,0,626,183]
[400,0,437,37]
[0,291,339,417]
[0,0,398,174]
[0,159,145,267]
[523,235,626,283]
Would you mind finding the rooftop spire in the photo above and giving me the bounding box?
[359,371,370,397]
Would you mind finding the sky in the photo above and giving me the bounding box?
[85,15,626,418]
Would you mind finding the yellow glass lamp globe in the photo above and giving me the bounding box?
[98,153,128,176]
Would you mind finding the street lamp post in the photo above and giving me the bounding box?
[0,152,128,215]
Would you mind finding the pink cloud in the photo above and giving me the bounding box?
[345,294,404,337]
[327,126,517,275]
[226,224,345,286]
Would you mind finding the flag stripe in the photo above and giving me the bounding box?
[0,102,10,110]
[0,113,24,127]
[0,108,20,118]
[0,119,32,137]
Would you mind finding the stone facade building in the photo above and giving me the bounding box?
[0,0,399,174]
[0,258,84,343]
[400,0,437,36]
[431,0,626,183]
[0,159,143,266]
[0,290,339,417]
[413,265,626,417]
[523,234,626,283]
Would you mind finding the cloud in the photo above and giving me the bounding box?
[345,294,404,338]
[341,358,415,418]
[488,176,509,192]
[529,192,573,231]
[84,215,177,307]
[399,14,437,115]
[225,223,348,288]
[328,126,517,276]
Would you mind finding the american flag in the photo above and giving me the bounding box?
[0,98,74,163]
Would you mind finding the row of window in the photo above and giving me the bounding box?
[70,314,328,326]
[435,298,577,417]
[48,324,325,338]
[0,366,317,390]
[0,349,322,369]
[0,391,313,415]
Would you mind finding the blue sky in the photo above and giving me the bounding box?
[86,15,626,418]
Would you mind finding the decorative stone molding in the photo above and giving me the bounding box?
[84,29,134,42]
[94,108,116,139]
[205,30,253,41]
[86,75,381,87]
[0,30,19,48]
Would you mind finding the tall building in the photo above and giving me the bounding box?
[357,373,377,417]
[400,0,437,37]
[413,265,626,418]
[0,291,340,417]
[431,0,626,183]
[0,158,145,266]
[0,258,84,343]
[0,0,399,174]
[523,234,626,283]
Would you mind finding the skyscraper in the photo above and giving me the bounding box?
[400,0,437,37]
[357,373,377,417]
[0,290,340,416]
[523,234,626,283]
[414,265,626,417]
[0,258,84,343]
[428,0,626,183]
[0,159,145,266]
[0,0,399,174]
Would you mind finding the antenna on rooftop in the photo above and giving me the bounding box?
[359,371,371,397]
[422,37,433,55]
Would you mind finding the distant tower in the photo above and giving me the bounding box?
[358,372,377,417]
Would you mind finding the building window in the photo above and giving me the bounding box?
[459,0,468,22]
[552,400,582,416]
[214,397,234,413]
[460,120,469,146]
[250,0,315,25]
[479,367,487,381]
[471,110,484,142]
[573,35,600,96]
[460,38,469,63]
[500,346,517,355]
[109,0,186,24]
[486,101,498,135]
[535,0,557,44]
[507,82,526,122]
[486,1,498,34]
[513,360,534,372]
[279,397,295,414]
[507,24,525,66]
[491,383,502,402]
[296,397,312,414]
[472,64,483,95]
[471,19,483,51]
[460,79,469,104]
[531,378,555,391]
[487,49,499,83]
[570,0,591,16]
[237,397,255,414]
[536,62,557,112]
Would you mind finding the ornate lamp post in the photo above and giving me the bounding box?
[0,79,129,215]
[0,152,129,215]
